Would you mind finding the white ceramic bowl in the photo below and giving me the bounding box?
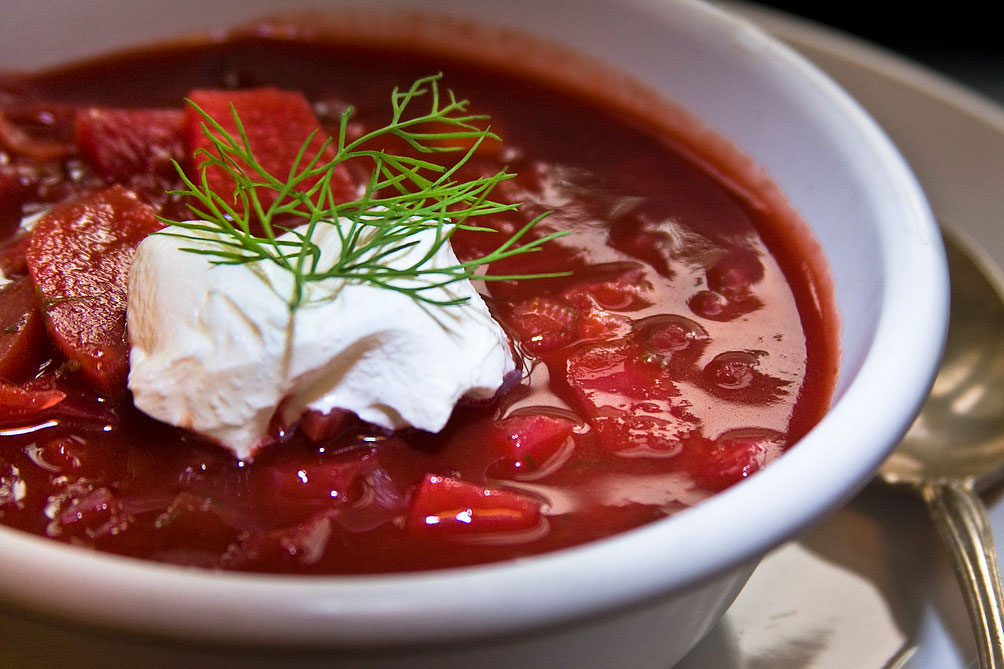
[0,0,948,666]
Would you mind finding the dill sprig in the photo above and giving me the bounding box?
[159,74,569,310]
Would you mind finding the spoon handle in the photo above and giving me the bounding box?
[922,479,1004,668]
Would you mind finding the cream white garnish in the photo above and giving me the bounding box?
[126,220,516,460]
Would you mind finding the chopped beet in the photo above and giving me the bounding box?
[406,474,541,535]
[687,433,779,492]
[184,88,357,214]
[0,111,67,162]
[0,380,65,422]
[0,277,47,381]
[74,107,185,182]
[590,412,696,456]
[486,413,576,477]
[150,492,243,554]
[565,338,677,407]
[559,263,652,312]
[25,185,162,394]
[46,481,131,541]
[221,514,335,571]
[251,449,372,526]
[0,229,30,278]
[299,407,357,442]
[636,314,709,377]
[706,248,765,300]
[508,296,578,354]
[574,304,631,342]
[0,169,27,235]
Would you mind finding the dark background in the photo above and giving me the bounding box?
[747,2,1004,103]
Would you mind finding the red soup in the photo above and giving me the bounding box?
[0,25,837,574]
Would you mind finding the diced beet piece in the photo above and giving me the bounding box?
[560,263,652,312]
[636,314,709,377]
[26,185,163,394]
[0,277,47,381]
[575,304,631,342]
[706,248,764,300]
[46,482,131,541]
[151,492,242,554]
[590,412,695,456]
[42,390,121,433]
[0,169,27,235]
[565,339,700,454]
[488,413,576,477]
[508,296,578,354]
[0,380,65,422]
[184,88,357,212]
[406,474,541,535]
[250,448,381,528]
[299,407,357,442]
[565,339,676,409]
[0,111,68,162]
[221,514,334,570]
[257,454,368,506]
[74,107,185,182]
[688,430,784,492]
[0,231,30,277]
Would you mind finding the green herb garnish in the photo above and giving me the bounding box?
[160,74,569,310]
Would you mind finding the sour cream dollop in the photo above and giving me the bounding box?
[126,220,516,460]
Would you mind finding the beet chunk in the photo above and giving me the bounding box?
[0,277,47,382]
[405,474,542,535]
[26,185,162,394]
[0,380,65,422]
[184,88,357,213]
[74,107,185,182]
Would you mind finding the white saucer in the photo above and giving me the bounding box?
[681,4,1004,667]
[2,4,1001,667]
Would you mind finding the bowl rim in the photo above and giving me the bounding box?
[0,0,948,648]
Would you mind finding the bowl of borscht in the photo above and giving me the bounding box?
[0,0,948,665]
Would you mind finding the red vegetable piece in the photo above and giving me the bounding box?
[184,88,357,212]
[575,305,631,342]
[0,277,47,381]
[706,248,764,300]
[0,111,67,162]
[636,314,709,376]
[0,380,65,422]
[256,453,368,507]
[221,514,334,571]
[74,107,185,182]
[560,264,652,312]
[26,185,163,394]
[489,413,576,476]
[689,430,783,492]
[299,407,357,442]
[590,412,695,456]
[565,339,676,407]
[49,482,131,541]
[565,339,699,454]
[509,296,578,354]
[0,231,31,278]
[406,474,540,534]
[151,492,242,557]
[1,169,27,234]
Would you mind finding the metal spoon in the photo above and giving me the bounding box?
[880,228,1004,667]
